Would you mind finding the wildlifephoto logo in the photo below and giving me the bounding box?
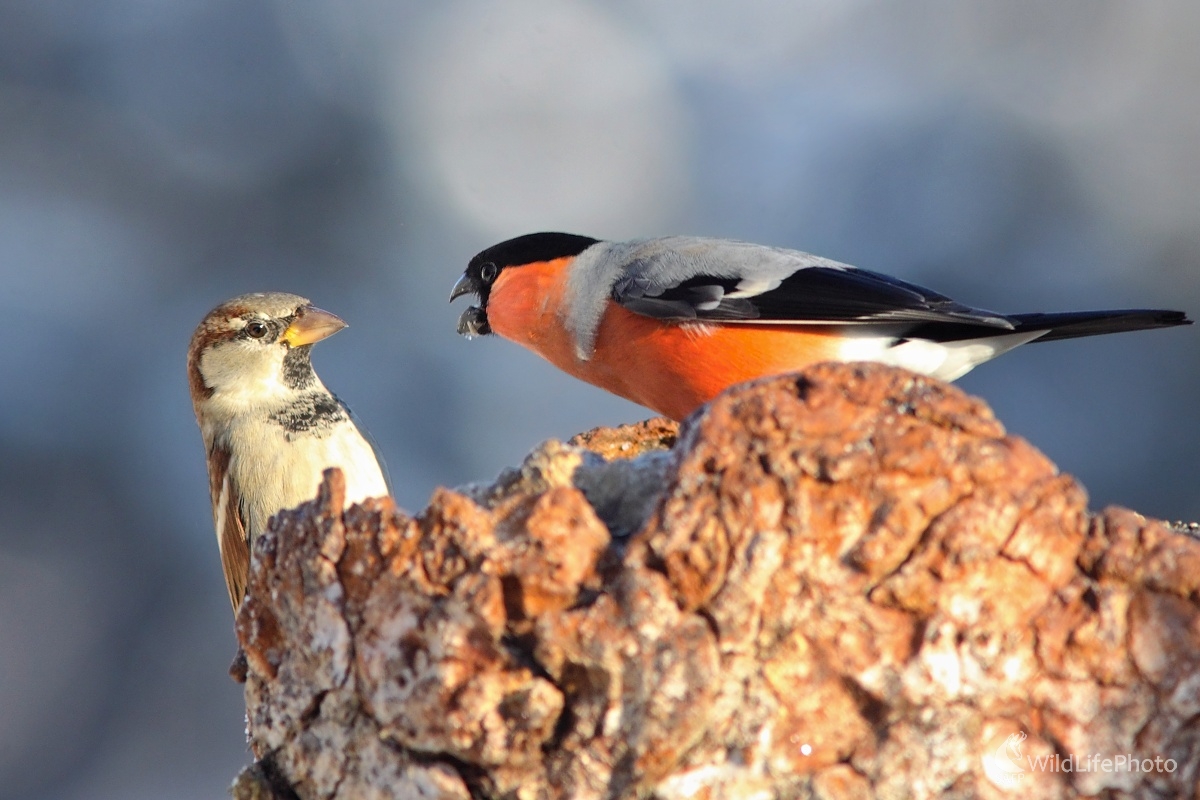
[982,732,1027,788]
[982,730,1178,790]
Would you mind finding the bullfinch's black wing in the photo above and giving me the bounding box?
[609,237,1015,332]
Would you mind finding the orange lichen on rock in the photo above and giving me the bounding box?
[231,363,1200,800]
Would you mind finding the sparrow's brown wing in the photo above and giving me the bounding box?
[207,441,250,611]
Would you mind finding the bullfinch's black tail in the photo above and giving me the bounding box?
[1010,309,1192,343]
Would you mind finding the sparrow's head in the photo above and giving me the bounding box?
[187,292,347,411]
[450,232,599,336]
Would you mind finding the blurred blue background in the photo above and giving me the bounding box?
[1,2,1197,797]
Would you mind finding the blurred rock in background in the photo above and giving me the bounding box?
[0,2,1197,798]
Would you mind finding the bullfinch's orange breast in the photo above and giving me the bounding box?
[486,258,579,363]
[583,309,847,419]
[487,260,847,420]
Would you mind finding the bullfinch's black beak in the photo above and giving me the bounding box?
[456,306,490,336]
[451,272,490,335]
[450,273,479,303]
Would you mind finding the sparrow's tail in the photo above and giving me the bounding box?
[1009,309,1192,343]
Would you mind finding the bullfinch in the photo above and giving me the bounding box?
[450,233,1191,421]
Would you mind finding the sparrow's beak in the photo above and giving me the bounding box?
[281,305,348,347]
[449,272,480,303]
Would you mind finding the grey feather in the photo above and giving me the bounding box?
[562,236,1011,359]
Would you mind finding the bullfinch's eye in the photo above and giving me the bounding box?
[245,321,269,339]
[480,262,498,283]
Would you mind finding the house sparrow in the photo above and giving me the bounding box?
[188,292,391,611]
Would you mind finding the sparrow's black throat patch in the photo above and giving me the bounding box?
[275,346,348,435]
[281,345,318,390]
[269,391,349,436]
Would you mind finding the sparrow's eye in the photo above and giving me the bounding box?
[244,321,269,339]
[480,262,499,283]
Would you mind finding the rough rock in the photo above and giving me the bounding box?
[567,417,679,460]
[232,362,1200,799]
